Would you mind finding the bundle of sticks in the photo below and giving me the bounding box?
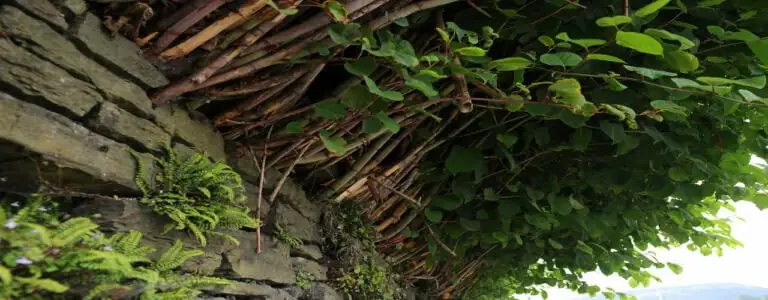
[96,0,490,296]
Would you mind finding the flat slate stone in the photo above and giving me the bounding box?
[291,244,323,261]
[276,203,322,244]
[6,0,68,30]
[223,233,296,285]
[0,6,155,118]
[0,38,101,118]
[87,102,170,151]
[153,104,226,161]
[293,257,328,281]
[0,92,151,193]
[73,13,168,88]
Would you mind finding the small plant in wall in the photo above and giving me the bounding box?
[133,146,259,246]
[0,195,231,299]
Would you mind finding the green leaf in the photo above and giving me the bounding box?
[363,76,404,101]
[739,89,768,103]
[497,134,519,148]
[525,214,551,230]
[667,263,684,275]
[555,32,606,49]
[616,135,640,155]
[15,278,69,293]
[539,35,555,46]
[671,78,732,95]
[577,240,593,256]
[341,84,374,109]
[433,195,462,210]
[344,57,378,77]
[328,23,360,44]
[645,28,695,50]
[314,101,347,120]
[586,54,626,63]
[445,146,485,175]
[650,100,689,116]
[697,0,725,7]
[0,265,10,284]
[319,130,347,155]
[569,195,585,210]
[424,208,443,222]
[549,79,586,109]
[476,210,489,220]
[534,127,550,146]
[454,46,487,56]
[696,76,767,89]
[623,65,677,79]
[525,103,553,116]
[599,121,627,144]
[283,120,306,134]
[664,50,700,73]
[197,187,211,199]
[375,112,400,133]
[489,57,533,71]
[635,0,671,17]
[266,0,299,15]
[747,194,768,210]
[596,15,633,27]
[405,77,438,97]
[668,167,690,181]
[604,76,628,91]
[362,118,383,134]
[483,188,500,201]
[548,238,564,249]
[616,31,664,55]
[571,128,592,151]
[748,40,768,66]
[540,52,583,67]
[460,218,481,231]
[549,195,572,215]
[393,17,409,27]
[324,1,348,22]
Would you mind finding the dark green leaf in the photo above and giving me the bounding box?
[314,101,347,120]
[445,146,485,175]
[362,118,383,134]
[650,100,688,116]
[363,76,404,101]
[645,28,695,50]
[489,57,533,71]
[375,112,400,133]
[433,195,463,210]
[696,76,766,89]
[534,127,550,146]
[548,238,564,249]
[344,57,378,77]
[424,208,443,222]
[405,77,439,97]
[283,120,306,134]
[460,218,481,231]
[497,134,519,148]
[599,121,627,144]
[483,188,500,201]
[623,65,677,79]
[571,128,592,151]
[341,84,373,109]
[319,130,347,155]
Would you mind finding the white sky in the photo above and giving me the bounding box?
[532,200,768,300]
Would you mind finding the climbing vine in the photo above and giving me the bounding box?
[94,0,768,298]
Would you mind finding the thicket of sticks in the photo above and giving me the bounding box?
[96,0,487,296]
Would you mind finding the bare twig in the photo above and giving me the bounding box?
[255,126,273,253]
[267,142,313,204]
[152,0,227,53]
[370,176,421,205]
[426,223,457,256]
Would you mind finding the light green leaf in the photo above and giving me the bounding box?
[393,17,409,27]
[489,57,534,71]
[483,188,500,201]
[454,46,487,56]
[327,23,360,45]
[738,89,768,103]
[424,208,443,222]
[668,167,689,181]
[723,29,760,42]
[344,57,377,77]
[15,278,69,293]
[375,112,400,133]
[747,194,768,210]
[197,187,211,199]
[586,54,626,63]
[670,78,732,95]
[623,65,677,79]
[314,101,347,120]
[667,263,684,275]
[319,130,347,155]
[324,1,348,22]
[577,240,593,256]
[549,78,586,109]
[445,146,485,175]
[596,15,633,27]
[436,27,450,42]
[555,32,606,49]
[497,134,519,148]
[266,0,299,15]
[697,0,725,7]
[363,76,404,101]
[651,100,689,116]
[599,121,627,144]
[644,28,695,50]
[571,128,592,151]
[405,77,438,97]
[548,238,564,249]
[664,50,699,73]
[538,35,555,46]
[604,76,628,91]
[696,76,767,89]
[341,84,374,109]
[635,0,671,17]
[283,120,306,134]
[569,195,585,210]
[0,265,10,284]
[540,52,583,67]
[616,31,664,55]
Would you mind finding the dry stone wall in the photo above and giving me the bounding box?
[0,1,343,299]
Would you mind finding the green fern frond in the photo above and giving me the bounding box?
[85,283,131,300]
[15,277,69,293]
[185,221,207,246]
[113,231,155,257]
[153,240,203,272]
[130,150,151,196]
[161,274,232,290]
[52,217,99,246]
[206,231,240,246]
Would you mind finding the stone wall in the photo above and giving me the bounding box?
[0,1,342,299]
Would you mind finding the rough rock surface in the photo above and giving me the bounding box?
[0,6,155,118]
[86,102,170,151]
[222,233,296,285]
[302,283,345,300]
[153,105,226,161]
[72,13,168,88]
[276,203,323,244]
[0,38,101,118]
[293,257,328,281]
[0,92,151,193]
[7,0,68,30]
[292,244,324,261]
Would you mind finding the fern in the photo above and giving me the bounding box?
[154,240,204,272]
[130,150,151,196]
[51,217,100,247]
[134,146,258,246]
